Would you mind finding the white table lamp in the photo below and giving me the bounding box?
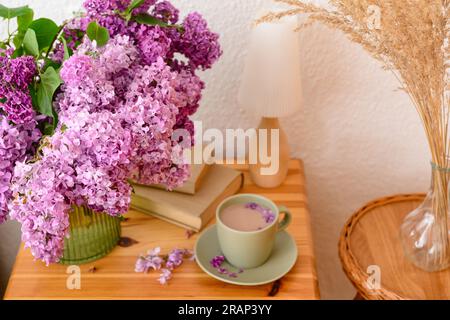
[238,15,303,188]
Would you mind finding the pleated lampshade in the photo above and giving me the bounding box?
[238,15,303,118]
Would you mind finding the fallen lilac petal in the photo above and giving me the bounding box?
[158,268,172,285]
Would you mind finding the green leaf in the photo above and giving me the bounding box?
[60,36,69,61]
[17,8,34,33]
[13,33,24,48]
[133,14,169,28]
[0,4,31,19]
[36,67,61,120]
[29,18,59,51]
[12,9,34,49]
[43,58,61,72]
[127,0,146,13]
[23,28,39,56]
[28,84,38,108]
[86,21,110,47]
[11,47,23,58]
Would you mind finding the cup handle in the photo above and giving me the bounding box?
[277,205,292,232]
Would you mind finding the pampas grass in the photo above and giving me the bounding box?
[259,0,450,270]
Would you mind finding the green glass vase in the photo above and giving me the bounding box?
[59,206,121,265]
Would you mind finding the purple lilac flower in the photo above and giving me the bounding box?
[135,247,193,284]
[1,55,36,89]
[79,0,222,72]
[158,268,172,285]
[83,0,157,15]
[245,202,276,224]
[152,1,179,24]
[97,14,129,38]
[0,55,37,124]
[246,202,258,210]
[114,0,132,11]
[177,12,222,70]
[132,0,157,14]
[83,0,116,14]
[210,255,244,278]
[50,43,66,64]
[210,255,225,268]
[263,210,276,224]
[1,91,35,124]
[166,249,185,269]
[135,25,172,65]
[135,247,164,272]
[60,16,90,53]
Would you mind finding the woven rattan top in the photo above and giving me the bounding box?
[339,194,450,300]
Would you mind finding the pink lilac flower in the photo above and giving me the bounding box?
[9,110,133,264]
[10,35,192,264]
[59,54,94,86]
[9,0,222,264]
[9,159,71,265]
[0,117,41,223]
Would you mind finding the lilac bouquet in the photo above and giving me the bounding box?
[0,0,221,264]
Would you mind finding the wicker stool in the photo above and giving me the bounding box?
[339,194,450,300]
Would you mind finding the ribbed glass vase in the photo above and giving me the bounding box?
[59,206,121,265]
[400,162,450,272]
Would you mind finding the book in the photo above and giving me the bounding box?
[130,165,244,231]
[149,163,210,195]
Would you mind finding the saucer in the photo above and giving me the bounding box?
[194,225,298,286]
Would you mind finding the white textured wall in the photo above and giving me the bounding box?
[0,0,430,299]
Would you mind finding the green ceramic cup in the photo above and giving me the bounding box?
[216,194,292,269]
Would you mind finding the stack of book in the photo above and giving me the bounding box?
[131,164,244,231]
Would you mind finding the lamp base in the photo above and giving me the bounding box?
[249,117,290,188]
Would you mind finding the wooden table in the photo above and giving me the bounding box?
[339,194,450,300]
[5,160,319,300]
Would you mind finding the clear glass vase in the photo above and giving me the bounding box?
[59,206,122,265]
[400,163,450,272]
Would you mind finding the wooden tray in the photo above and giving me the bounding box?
[339,194,450,300]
